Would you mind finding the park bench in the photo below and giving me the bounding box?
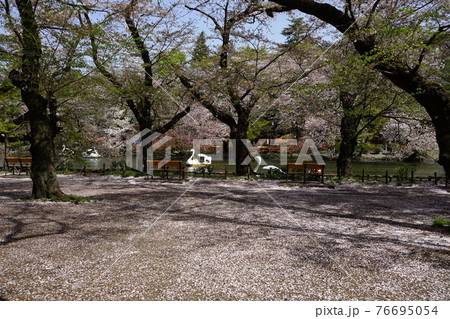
[286,163,325,183]
[147,160,185,180]
[4,157,32,175]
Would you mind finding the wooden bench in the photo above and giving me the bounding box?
[286,163,325,183]
[4,157,32,175]
[147,160,185,180]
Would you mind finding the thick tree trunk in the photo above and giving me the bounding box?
[230,122,250,176]
[435,117,450,177]
[337,92,358,177]
[337,135,357,177]
[28,105,63,198]
[134,119,154,173]
[12,0,64,199]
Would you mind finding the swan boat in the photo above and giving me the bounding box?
[186,149,212,173]
[253,155,284,174]
[82,148,101,158]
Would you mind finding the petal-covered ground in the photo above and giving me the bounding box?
[0,175,449,300]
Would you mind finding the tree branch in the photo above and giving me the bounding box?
[356,93,399,138]
[269,0,355,33]
[364,0,381,28]
[177,72,236,127]
[81,12,123,90]
[1,0,24,46]
[158,105,192,134]
[185,5,223,33]
[413,24,450,74]
[123,1,153,88]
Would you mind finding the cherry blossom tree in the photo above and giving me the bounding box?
[268,0,450,178]
[1,0,87,198]
[178,0,316,174]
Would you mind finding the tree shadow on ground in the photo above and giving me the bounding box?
[0,178,32,200]
[91,181,450,247]
[171,186,450,236]
[166,209,450,255]
[0,211,67,247]
[1,177,448,254]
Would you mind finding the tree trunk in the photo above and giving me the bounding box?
[12,0,64,199]
[135,119,153,173]
[223,140,229,159]
[230,123,250,176]
[28,105,63,198]
[337,92,358,177]
[4,134,9,159]
[337,136,357,177]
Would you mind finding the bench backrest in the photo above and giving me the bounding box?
[19,157,32,164]
[5,157,20,164]
[287,163,305,170]
[147,160,183,168]
[305,163,325,170]
[287,163,325,170]
[163,161,183,167]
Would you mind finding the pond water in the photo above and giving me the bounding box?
[81,156,446,177]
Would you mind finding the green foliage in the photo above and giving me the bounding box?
[158,50,187,75]
[49,195,103,203]
[432,218,450,233]
[0,82,22,136]
[18,194,102,203]
[374,144,384,154]
[432,218,450,227]
[247,119,271,140]
[397,164,415,182]
[192,31,209,62]
[248,109,284,140]
[282,18,308,45]
[356,142,375,154]
[237,45,270,60]
[110,160,124,172]
[262,170,286,180]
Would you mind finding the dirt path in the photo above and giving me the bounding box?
[0,175,449,300]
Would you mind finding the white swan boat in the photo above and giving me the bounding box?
[253,155,284,173]
[82,148,101,158]
[186,149,212,173]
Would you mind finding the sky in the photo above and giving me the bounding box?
[179,6,296,47]
[267,13,292,43]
